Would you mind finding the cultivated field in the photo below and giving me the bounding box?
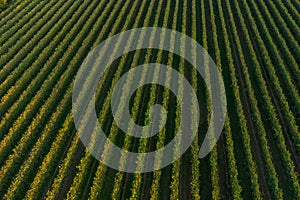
[0,0,299,199]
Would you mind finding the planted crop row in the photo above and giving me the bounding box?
[65,0,146,199]
[18,0,118,199]
[189,0,201,199]
[0,0,299,198]
[271,0,300,37]
[149,1,180,199]
[247,0,300,105]
[240,0,300,155]
[0,0,49,43]
[0,0,86,134]
[129,1,167,198]
[0,0,107,196]
[214,0,244,198]
[169,0,188,199]
[217,0,283,198]
[223,0,264,198]
[207,0,223,198]
[90,1,160,199]
[229,0,300,197]
[281,0,300,26]
[0,0,60,55]
[0,0,96,165]
[258,0,300,51]
[3,87,73,200]
[0,0,69,85]
[0,0,32,29]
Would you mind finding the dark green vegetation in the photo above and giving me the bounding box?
[0,0,299,199]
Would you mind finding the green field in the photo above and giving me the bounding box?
[0,0,299,199]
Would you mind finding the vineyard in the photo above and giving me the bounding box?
[0,0,299,199]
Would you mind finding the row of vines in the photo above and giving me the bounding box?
[0,0,299,199]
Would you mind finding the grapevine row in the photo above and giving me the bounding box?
[217,0,283,198]
[0,0,33,32]
[149,1,180,199]
[0,0,85,136]
[0,0,70,86]
[129,0,168,198]
[229,0,300,197]
[240,0,300,156]
[189,0,201,198]
[248,0,300,102]
[97,1,161,199]
[169,0,188,199]
[0,0,96,167]
[0,0,106,196]
[65,0,145,198]
[0,0,43,37]
[0,0,61,56]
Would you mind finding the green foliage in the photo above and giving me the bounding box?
[0,0,298,199]
[0,0,7,10]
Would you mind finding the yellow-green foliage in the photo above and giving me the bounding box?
[0,0,7,8]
